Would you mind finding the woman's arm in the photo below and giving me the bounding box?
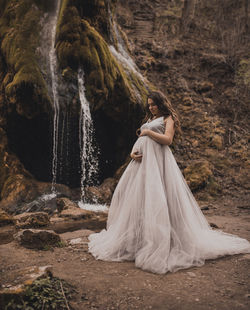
[140,116,175,145]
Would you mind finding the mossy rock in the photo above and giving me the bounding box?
[0,0,51,118]
[56,1,148,115]
[184,160,213,191]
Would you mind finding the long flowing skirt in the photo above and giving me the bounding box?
[88,136,250,274]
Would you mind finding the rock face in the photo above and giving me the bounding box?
[116,0,250,200]
[14,229,61,249]
[0,0,147,206]
[0,209,15,227]
[0,0,249,209]
[14,212,50,229]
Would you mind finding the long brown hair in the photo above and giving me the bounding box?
[137,91,181,136]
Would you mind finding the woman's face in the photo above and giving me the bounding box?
[148,98,160,117]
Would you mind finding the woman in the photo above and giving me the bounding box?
[88,91,250,274]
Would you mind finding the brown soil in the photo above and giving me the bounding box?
[0,198,249,310]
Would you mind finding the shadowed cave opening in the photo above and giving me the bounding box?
[6,111,82,188]
[6,111,53,183]
[6,110,137,189]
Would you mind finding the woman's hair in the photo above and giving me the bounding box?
[137,91,181,136]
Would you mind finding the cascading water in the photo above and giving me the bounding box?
[38,0,61,193]
[107,0,148,100]
[77,69,99,199]
[77,69,108,212]
[49,0,61,193]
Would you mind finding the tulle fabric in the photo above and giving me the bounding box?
[88,117,250,274]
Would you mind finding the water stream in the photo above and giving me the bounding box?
[107,1,148,100]
[77,69,99,200]
[77,69,107,212]
[49,0,61,193]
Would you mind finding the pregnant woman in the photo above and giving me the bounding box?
[88,91,250,274]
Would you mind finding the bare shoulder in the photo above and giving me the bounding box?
[164,115,174,125]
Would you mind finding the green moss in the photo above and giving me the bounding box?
[56,3,148,110]
[0,0,50,117]
[184,160,213,192]
[5,276,75,310]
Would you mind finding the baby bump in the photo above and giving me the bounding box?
[131,136,145,155]
[131,136,164,156]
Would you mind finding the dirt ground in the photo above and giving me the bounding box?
[0,198,250,310]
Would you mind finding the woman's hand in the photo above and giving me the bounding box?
[130,151,143,162]
[139,129,150,137]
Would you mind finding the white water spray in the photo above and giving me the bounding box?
[107,2,148,100]
[49,0,61,193]
[77,69,99,201]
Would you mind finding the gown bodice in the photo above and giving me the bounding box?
[140,116,165,134]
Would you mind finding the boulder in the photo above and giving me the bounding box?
[0,209,15,227]
[60,208,93,220]
[14,212,50,229]
[14,229,61,250]
[56,197,79,213]
[85,177,118,204]
[55,197,94,220]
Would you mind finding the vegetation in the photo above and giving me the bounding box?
[5,276,75,310]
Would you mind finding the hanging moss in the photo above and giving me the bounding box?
[56,2,148,115]
[0,0,51,118]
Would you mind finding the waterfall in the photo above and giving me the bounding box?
[77,69,99,200]
[49,0,61,192]
[110,25,144,81]
[77,69,108,212]
[38,0,61,192]
[107,0,148,100]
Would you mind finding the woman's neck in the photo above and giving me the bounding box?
[151,114,163,120]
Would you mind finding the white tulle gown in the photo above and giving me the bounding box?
[88,116,250,274]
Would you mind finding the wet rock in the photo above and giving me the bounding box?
[14,229,61,250]
[15,191,70,215]
[60,208,93,220]
[85,178,118,204]
[56,197,79,213]
[0,209,15,227]
[14,212,50,229]
[1,182,72,215]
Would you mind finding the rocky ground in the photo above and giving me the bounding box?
[0,196,249,310]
